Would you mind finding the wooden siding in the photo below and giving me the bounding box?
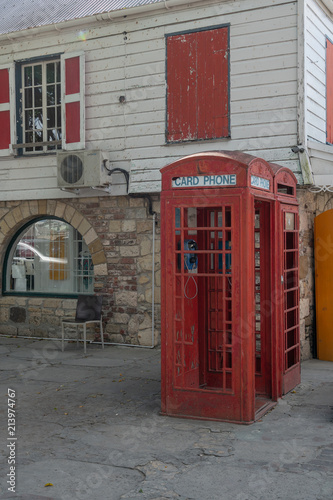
[308,139,333,185]
[0,0,301,200]
[326,38,333,143]
[305,0,333,144]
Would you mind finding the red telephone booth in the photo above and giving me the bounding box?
[160,152,300,424]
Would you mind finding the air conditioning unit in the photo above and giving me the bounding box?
[57,150,109,188]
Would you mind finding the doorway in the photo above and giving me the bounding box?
[254,200,272,413]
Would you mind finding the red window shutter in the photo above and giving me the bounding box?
[61,52,85,150]
[167,33,198,142]
[0,65,14,155]
[166,27,229,142]
[197,28,229,139]
[327,39,333,144]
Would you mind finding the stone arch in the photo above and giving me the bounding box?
[0,199,107,281]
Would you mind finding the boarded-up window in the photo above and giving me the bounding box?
[327,38,333,144]
[166,26,229,143]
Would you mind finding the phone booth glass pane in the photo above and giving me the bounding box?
[283,211,300,371]
[173,205,234,392]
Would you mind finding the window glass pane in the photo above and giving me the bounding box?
[21,59,61,153]
[35,130,43,142]
[47,107,55,128]
[56,61,61,82]
[34,109,43,129]
[34,130,43,151]
[24,66,32,87]
[57,106,62,128]
[34,86,42,107]
[46,62,55,83]
[34,65,42,86]
[25,88,32,108]
[25,131,33,151]
[6,220,94,295]
[25,110,33,131]
[47,84,55,105]
[56,83,61,105]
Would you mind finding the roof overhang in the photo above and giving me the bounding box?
[0,0,212,41]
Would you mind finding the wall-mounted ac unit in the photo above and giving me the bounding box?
[57,150,109,188]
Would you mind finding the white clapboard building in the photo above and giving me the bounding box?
[0,0,332,359]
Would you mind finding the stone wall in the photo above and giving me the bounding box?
[297,187,333,360]
[0,196,160,346]
[0,188,327,358]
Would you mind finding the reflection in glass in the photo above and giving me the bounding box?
[7,220,94,295]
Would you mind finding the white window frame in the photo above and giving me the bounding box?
[21,59,62,154]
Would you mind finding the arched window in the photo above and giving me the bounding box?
[3,218,94,296]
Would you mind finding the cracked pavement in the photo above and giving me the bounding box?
[0,337,332,499]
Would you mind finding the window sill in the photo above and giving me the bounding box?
[164,135,231,146]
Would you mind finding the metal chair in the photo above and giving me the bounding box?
[61,295,104,354]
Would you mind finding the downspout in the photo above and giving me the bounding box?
[297,0,314,185]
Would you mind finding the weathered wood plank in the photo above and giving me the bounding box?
[232,68,296,89]
[232,81,297,101]
[233,53,297,75]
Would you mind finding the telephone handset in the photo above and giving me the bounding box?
[177,239,198,300]
[178,239,198,271]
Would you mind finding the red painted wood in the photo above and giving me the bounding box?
[0,110,10,149]
[0,68,11,150]
[254,200,272,398]
[65,101,80,144]
[166,33,197,142]
[0,68,9,104]
[65,56,80,95]
[281,205,301,394]
[327,39,333,143]
[166,27,229,142]
[197,28,229,139]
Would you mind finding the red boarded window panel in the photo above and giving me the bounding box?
[166,26,229,143]
[0,110,11,150]
[0,67,12,153]
[327,38,333,144]
[0,68,10,104]
[65,101,80,144]
[61,52,85,149]
[65,56,80,95]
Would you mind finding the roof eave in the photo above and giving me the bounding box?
[0,0,206,41]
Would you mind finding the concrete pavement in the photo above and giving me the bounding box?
[0,336,332,500]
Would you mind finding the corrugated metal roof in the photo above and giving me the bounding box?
[0,0,164,36]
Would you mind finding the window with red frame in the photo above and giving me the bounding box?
[166,26,230,143]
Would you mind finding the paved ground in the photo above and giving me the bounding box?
[0,336,332,500]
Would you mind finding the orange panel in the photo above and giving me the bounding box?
[315,209,333,361]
